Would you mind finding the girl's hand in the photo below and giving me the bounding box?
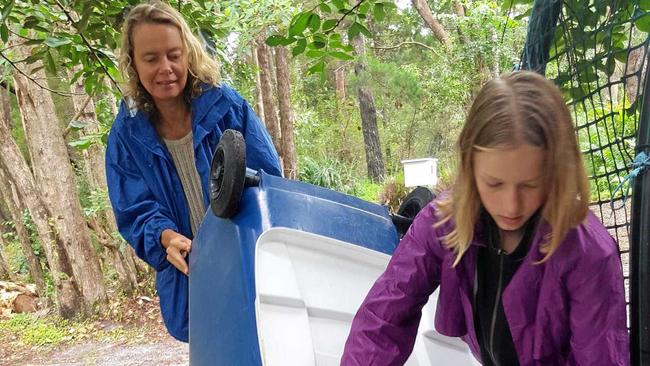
[161,229,192,275]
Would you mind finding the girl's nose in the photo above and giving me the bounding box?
[503,187,522,216]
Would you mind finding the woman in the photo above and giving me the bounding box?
[105,0,281,342]
[341,71,629,365]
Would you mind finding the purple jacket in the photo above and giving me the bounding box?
[341,200,629,365]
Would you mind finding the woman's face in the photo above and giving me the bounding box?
[131,23,188,106]
[473,144,546,233]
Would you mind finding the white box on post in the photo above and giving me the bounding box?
[401,158,438,188]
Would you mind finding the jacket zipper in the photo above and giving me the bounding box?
[488,251,505,366]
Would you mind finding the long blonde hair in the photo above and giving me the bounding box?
[437,71,590,266]
[118,0,220,113]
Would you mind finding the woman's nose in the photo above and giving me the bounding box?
[160,58,173,73]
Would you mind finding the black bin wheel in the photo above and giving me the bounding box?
[209,130,246,218]
[394,187,436,238]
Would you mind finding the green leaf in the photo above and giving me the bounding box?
[69,137,94,150]
[0,23,8,43]
[501,0,515,12]
[348,22,361,39]
[1,1,14,23]
[319,3,332,13]
[329,51,354,61]
[358,22,371,37]
[635,12,650,33]
[44,37,72,48]
[332,0,347,10]
[626,100,639,116]
[266,35,289,46]
[23,16,40,29]
[32,24,49,33]
[514,7,532,20]
[312,40,326,49]
[69,120,89,130]
[322,19,337,31]
[23,39,43,46]
[642,0,650,11]
[292,38,307,56]
[358,1,371,15]
[45,50,56,74]
[348,22,371,39]
[289,12,312,36]
[76,2,94,32]
[308,13,321,33]
[306,49,326,58]
[24,51,45,65]
[307,60,325,74]
[373,4,385,21]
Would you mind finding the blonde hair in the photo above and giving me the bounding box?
[118,0,220,114]
[437,71,590,265]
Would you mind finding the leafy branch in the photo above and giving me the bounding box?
[53,0,123,95]
[0,50,83,97]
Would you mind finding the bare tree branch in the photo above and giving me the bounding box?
[371,41,439,54]
[63,94,95,138]
[327,0,367,35]
[0,50,83,96]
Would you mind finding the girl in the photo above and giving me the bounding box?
[341,71,628,365]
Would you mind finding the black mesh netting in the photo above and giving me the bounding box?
[518,0,650,361]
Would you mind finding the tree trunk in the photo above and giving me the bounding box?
[353,35,385,182]
[0,114,83,318]
[412,0,450,47]
[255,35,282,159]
[70,74,137,294]
[0,233,12,281]
[87,218,137,294]
[274,46,298,179]
[0,168,46,293]
[0,85,46,294]
[251,46,265,121]
[625,46,647,105]
[335,64,346,101]
[13,50,106,310]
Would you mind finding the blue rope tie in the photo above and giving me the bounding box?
[610,151,650,210]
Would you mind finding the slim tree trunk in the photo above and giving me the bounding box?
[625,46,647,105]
[256,35,282,159]
[0,168,46,293]
[352,36,385,182]
[13,49,106,310]
[251,47,265,121]
[0,85,46,294]
[0,234,12,281]
[412,0,450,47]
[70,74,137,294]
[335,64,346,101]
[274,47,298,179]
[0,115,82,318]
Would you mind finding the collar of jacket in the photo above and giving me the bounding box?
[123,84,228,158]
[468,210,548,254]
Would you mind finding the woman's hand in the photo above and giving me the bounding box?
[161,229,191,275]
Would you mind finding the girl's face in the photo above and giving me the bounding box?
[131,23,188,106]
[473,144,546,233]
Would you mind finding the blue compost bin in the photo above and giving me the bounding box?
[188,171,399,365]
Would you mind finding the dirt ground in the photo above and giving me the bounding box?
[0,295,189,366]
